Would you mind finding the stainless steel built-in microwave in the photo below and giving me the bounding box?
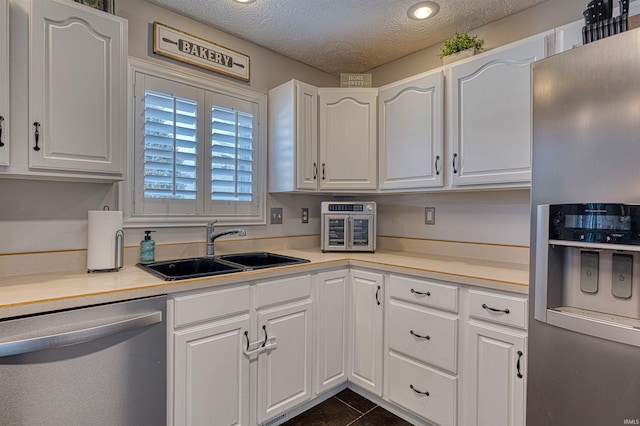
[321,202,376,252]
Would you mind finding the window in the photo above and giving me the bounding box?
[125,59,266,226]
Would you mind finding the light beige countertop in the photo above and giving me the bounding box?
[0,248,529,319]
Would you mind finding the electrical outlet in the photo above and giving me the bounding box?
[270,207,283,224]
[425,207,436,225]
[301,208,309,223]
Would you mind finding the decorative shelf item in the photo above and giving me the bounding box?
[438,31,484,64]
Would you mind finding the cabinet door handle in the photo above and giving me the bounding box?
[452,153,458,174]
[411,288,431,297]
[322,163,326,180]
[482,303,510,314]
[409,384,430,396]
[0,116,5,147]
[410,330,430,340]
[375,285,381,305]
[313,162,317,180]
[435,155,440,175]
[243,325,270,356]
[33,122,41,151]
[516,350,523,379]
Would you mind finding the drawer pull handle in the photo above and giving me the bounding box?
[410,288,431,297]
[516,350,523,379]
[376,285,381,306]
[482,303,510,314]
[409,384,430,396]
[410,330,430,340]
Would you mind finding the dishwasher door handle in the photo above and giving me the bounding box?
[0,311,162,357]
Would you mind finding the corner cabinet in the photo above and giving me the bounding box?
[2,0,127,180]
[378,70,444,191]
[349,269,384,396]
[0,0,8,166]
[317,88,378,192]
[268,80,318,192]
[448,33,546,187]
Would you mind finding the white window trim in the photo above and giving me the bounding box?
[121,57,267,228]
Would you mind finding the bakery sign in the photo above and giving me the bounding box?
[153,22,250,82]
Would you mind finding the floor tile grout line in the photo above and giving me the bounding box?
[342,401,379,426]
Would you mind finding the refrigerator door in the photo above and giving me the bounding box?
[529,29,640,425]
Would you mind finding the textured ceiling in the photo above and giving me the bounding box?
[147,0,548,75]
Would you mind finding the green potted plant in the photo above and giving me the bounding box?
[438,31,485,64]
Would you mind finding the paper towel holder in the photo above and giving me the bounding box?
[88,229,124,273]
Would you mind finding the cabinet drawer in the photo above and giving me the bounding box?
[469,290,527,330]
[255,274,312,309]
[388,352,457,426]
[389,275,458,313]
[388,301,458,373]
[172,285,250,328]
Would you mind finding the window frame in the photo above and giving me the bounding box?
[122,58,267,228]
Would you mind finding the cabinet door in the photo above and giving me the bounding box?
[0,0,8,166]
[268,80,318,192]
[349,269,384,396]
[449,34,546,186]
[318,88,377,191]
[257,299,313,424]
[29,0,126,176]
[466,322,527,426]
[315,269,349,393]
[379,71,444,191]
[173,316,251,426]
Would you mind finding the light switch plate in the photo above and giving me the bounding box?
[425,207,435,225]
[270,207,283,224]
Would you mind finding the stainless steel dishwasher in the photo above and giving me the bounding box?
[0,295,166,426]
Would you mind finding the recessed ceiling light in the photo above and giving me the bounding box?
[233,0,256,3]
[408,1,440,20]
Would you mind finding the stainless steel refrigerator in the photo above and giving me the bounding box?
[528,29,640,425]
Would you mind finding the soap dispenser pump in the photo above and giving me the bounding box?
[140,230,156,264]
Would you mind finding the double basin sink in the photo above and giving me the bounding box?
[138,252,310,281]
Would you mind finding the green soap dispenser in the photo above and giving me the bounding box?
[140,230,156,264]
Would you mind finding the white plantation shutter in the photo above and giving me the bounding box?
[144,90,198,200]
[211,107,253,201]
[130,64,265,224]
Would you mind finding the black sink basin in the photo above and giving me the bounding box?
[138,252,310,281]
[138,257,244,281]
[218,252,311,270]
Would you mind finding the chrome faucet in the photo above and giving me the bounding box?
[206,220,246,257]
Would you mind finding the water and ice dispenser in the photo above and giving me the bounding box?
[535,204,640,347]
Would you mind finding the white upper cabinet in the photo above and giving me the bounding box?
[448,33,546,187]
[378,70,444,191]
[0,0,8,166]
[5,0,127,179]
[318,88,378,192]
[269,80,318,192]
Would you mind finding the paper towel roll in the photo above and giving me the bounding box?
[87,210,123,271]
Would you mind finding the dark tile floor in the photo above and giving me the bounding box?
[281,388,414,426]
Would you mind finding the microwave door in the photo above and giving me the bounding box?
[351,215,373,251]
[325,215,347,251]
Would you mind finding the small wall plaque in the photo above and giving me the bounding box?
[153,22,250,82]
[340,73,372,88]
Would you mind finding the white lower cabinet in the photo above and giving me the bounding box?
[463,289,528,426]
[315,269,349,393]
[169,274,312,426]
[173,316,251,426]
[168,268,527,426]
[349,269,385,396]
[256,299,313,424]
